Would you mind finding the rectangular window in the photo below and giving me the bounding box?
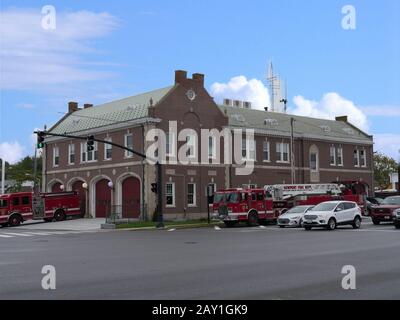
[330,146,336,166]
[53,146,59,167]
[12,197,20,206]
[310,153,318,171]
[354,149,360,167]
[242,138,256,160]
[360,149,366,167]
[87,142,98,162]
[166,132,175,157]
[125,134,133,158]
[186,134,196,158]
[337,147,343,166]
[187,183,196,207]
[166,183,175,207]
[81,142,86,162]
[104,138,112,160]
[22,196,30,205]
[208,136,216,159]
[68,144,75,165]
[263,141,270,161]
[276,142,289,163]
[207,183,217,204]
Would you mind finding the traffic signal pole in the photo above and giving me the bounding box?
[34,130,165,228]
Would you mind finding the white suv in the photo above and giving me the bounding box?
[303,201,362,231]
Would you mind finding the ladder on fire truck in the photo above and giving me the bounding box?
[264,183,342,200]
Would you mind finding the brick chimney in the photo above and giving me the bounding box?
[84,103,93,109]
[175,70,187,84]
[192,73,204,86]
[335,116,348,122]
[68,101,78,113]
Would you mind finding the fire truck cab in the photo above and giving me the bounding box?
[212,188,278,227]
[0,191,82,227]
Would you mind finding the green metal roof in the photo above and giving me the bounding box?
[50,86,174,134]
[218,105,372,142]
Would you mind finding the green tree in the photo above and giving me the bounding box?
[6,156,42,192]
[373,152,397,190]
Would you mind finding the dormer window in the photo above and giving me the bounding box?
[264,118,278,126]
[319,125,331,133]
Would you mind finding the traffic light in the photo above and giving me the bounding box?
[151,183,158,194]
[87,135,95,152]
[37,131,45,149]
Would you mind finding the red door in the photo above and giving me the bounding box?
[52,182,62,193]
[122,177,140,218]
[72,181,86,216]
[95,179,111,218]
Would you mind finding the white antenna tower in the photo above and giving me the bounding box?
[267,61,280,112]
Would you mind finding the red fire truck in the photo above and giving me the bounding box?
[0,191,82,227]
[212,181,368,227]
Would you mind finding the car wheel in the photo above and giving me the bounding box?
[9,215,22,227]
[247,212,259,227]
[372,219,380,225]
[352,216,362,229]
[299,218,303,228]
[224,221,237,228]
[54,210,66,222]
[304,226,312,231]
[326,218,336,231]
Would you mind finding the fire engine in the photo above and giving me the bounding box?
[212,181,368,227]
[0,191,82,227]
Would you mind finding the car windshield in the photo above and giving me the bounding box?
[382,197,400,205]
[287,206,308,214]
[226,193,240,203]
[311,203,338,212]
[213,193,225,203]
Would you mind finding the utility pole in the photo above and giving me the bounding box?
[1,157,5,195]
[290,117,296,184]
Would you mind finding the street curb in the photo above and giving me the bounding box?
[116,222,221,232]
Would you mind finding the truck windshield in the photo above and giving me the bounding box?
[226,193,240,203]
[382,197,400,205]
[213,193,225,203]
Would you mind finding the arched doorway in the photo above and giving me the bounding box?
[51,182,63,193]
[95,179,111,218]
[121,176,141,219]
[72,180,86,216]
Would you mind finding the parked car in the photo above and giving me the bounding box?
[370,196,400,225]
[393,208,400,229]
[278,205,314,228]
[365,197,384,216]
[303,201,362,231]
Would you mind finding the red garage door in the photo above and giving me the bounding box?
[95,179,111,218]
[72,180,86,216]
[52,182,62,193]
[122,177,140,218]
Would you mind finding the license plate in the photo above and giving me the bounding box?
[385,216,390,219]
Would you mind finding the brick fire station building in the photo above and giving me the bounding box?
[42,70,374,220]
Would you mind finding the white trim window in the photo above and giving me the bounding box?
[354,149,360,167]
[166,132,175,157]
[81,142,86,162]
[242,138,256,161]
[337,146,343,166]
[186,134,196,158]
[276,142,289,163]
[208,136,216,160]
[166,182,175,207]
[360,149,367,167]
[68,144,75,165]
[125,134,133,158]
[310,152,318,171]
[263,141,270,162]
[330,146,336,166]
[187,183,196,207]
[87,142,98,162]
[104,137,112,160]
[53,146,59,167]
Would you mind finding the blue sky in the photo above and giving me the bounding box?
[0,0,399,162]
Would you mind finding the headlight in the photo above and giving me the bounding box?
[290,216,300,220]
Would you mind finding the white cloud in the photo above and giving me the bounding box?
[360,106,400,117]
[374,134,400,161]
[0,8,119,91]
[210,76,271,110]
[290,93,369,132]
[0,141,25,164]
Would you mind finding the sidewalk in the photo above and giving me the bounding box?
[17,218,105,231]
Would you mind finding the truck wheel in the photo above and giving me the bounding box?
[44,218,53,223]
[54,210,66,222]
[1,223,8,228]
[9,215,22,227]
[247,212,259,227]
[352,216,362,229]
[224,221,237,228]
[372,219,380,225]
[326,218,336,231]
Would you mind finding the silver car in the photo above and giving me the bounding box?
[278,205,314,228]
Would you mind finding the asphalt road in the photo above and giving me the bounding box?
[1,220,400,300]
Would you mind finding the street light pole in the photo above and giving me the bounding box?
[1,158,5,195]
